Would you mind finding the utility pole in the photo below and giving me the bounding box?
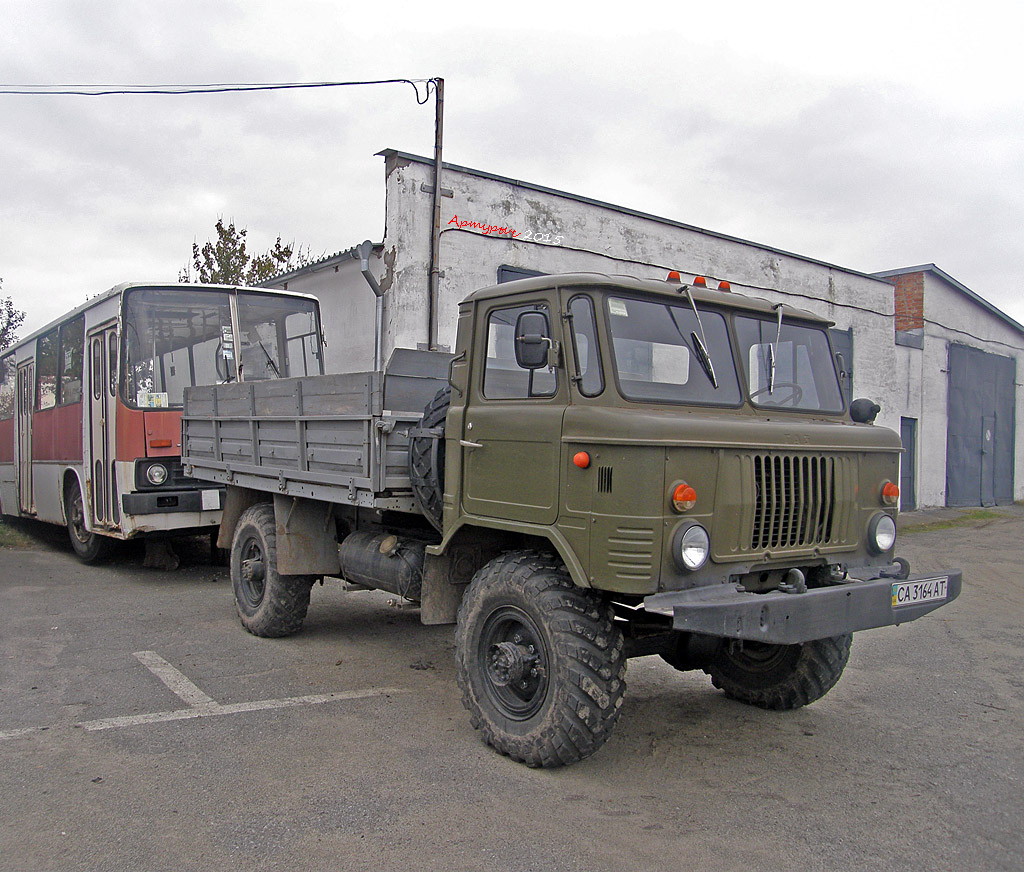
[427,77,444,351]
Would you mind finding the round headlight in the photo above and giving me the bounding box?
[146,463,168,486]
[868,513,896,554]
[675,524,710,571]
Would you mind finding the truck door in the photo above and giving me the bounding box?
[460,301,564,525]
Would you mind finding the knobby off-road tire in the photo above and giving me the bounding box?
[64,480,111,564]
[408,385,450,532]
[455,550,627,768]
[231,503,314,638]
[705,634,852,710]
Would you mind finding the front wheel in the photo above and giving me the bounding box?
[231,503,313,637]
[705,634,852,710]
[64,481,110,564]
[455,550,627,768]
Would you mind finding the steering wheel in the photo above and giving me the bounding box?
[750,381,804,406]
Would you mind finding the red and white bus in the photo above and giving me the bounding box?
[0,282,324,561]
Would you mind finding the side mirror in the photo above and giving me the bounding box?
[514,311,551,369]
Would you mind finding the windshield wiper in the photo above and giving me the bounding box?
[258,340,281,377]
[683,287,718,389]
[768,304,784,394]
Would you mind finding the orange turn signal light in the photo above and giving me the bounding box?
[881,481,900,506]
[149,439,173,448]
[573,451,591,469]
[672,483,697,512]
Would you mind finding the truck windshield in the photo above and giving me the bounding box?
[123,288,323,409]
[734,315,844,412]
[606,296,740,405]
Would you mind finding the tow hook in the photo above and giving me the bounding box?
[879,558,911,580]
[778,567,807,594]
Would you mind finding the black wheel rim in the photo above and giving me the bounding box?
[238,536,267,608]
[69,491,89,545]
[478,605,549,721]
[725,641,796,673]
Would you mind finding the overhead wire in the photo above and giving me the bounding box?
[0,79,438,103]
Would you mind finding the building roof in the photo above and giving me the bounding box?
[377,148,892,286]
[873,263,1024,336]
[260,243,371,286]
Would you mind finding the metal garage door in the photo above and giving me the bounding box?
[946,344,1016,506]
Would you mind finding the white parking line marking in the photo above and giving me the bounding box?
[0,649,408,741]
[0,726,47,741]
[133,650,218,708]
[79,688,405,732]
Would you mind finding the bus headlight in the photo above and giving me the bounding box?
[868,513,897,554]
[673,524,710,572]
[145,463,169,486]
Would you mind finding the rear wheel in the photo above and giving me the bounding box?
[64,481,110,564]
[705,634,852,710]
[231,503,313,637]
[455,550,626,767]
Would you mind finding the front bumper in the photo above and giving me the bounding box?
[643,569,962,645]
[122,487,224,515]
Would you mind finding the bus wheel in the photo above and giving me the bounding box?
[230,503,313,638]
[64,481,110,564]
[455,550,627,767]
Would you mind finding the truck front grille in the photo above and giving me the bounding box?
[751,454,837,550]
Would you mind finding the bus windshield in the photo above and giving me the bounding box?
[123,287,322,409]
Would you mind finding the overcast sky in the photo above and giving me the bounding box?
[2,0,1022,337]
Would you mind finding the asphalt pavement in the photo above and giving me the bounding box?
[0,508,1021,872]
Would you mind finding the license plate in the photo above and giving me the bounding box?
[891,576,948,608]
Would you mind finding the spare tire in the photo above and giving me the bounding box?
[409,385,450,531]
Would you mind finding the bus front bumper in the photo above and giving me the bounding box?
[122,487,224,515]
[643,569,962,645]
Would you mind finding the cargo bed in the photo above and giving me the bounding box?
[181,349,451,513]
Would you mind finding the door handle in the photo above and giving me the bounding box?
[460,440,483,449]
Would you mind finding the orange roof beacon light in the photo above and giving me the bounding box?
[692,276,708,287]
[573,451,591,469]
[717,280,731,292]
[671,483,698,512]
[881,481,900,507]
[667,270,682,282]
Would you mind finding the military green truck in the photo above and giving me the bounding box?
[181,272,961,767]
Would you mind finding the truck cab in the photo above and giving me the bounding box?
[442,274,905,602]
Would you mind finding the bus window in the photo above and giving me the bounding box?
[108,331,117,398]
[236,292,323,380]
[59,316,84,405]
[36,329,58,410]
[0,355,14,419]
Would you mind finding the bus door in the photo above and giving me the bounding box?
[88,325,119,529]
[16,361,34,514]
